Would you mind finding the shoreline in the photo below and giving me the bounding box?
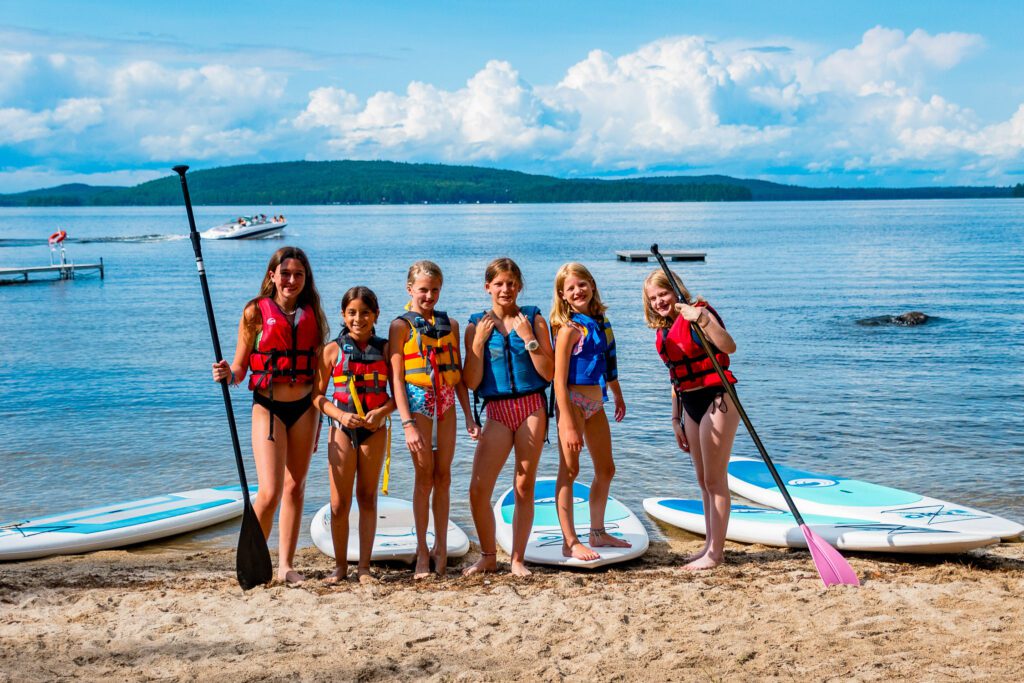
[2,538,1022,681]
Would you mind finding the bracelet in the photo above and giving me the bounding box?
[401,418,416,427]
[229,370,237,386]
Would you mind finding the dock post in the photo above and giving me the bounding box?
[99,257,104,280]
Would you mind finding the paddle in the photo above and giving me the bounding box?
[174,165,273,591]
[649,244,859,587]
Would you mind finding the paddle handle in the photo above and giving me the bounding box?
[174,166,254,502]
[649,244,807,526]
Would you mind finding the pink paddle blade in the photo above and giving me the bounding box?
[801,525,860,587]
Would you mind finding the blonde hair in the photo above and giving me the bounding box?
[550,262,607,333]
[484,257,523,289]
[642,268,694,329]
[407,260,444,286]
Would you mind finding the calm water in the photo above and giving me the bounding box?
[1,200,1022,550]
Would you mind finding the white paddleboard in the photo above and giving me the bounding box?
[494,477,649,568]
[728,456,1024,541]
[0,485,251,561]
[644,498,997,554]
[310,498,469,563]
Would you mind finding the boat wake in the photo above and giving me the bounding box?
[77,234,188,244]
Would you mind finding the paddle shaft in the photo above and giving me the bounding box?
[173,166,254,501]
[649,244,808,526]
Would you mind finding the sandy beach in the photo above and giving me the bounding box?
[2,532,1022,682]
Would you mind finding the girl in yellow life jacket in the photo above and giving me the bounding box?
[313,286,396,585]
[388,260,479,579]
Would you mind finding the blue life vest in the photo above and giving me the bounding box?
[468,305,548,400]
[566,312,618,388]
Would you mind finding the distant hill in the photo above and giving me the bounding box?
[0,160,1016,206]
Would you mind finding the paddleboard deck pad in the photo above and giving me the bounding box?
[728,456,1023,541]
[644,498,997,553]
[0,485,251,561]
[310,498,469,563]
[494,478,649,568]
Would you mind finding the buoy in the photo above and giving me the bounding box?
[48,230,67,245]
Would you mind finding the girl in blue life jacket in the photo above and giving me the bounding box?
[313,287,395,584]
[550,262,631,561]
[461,258,555,577]
[643,268,739,571]
[388,260,479,579]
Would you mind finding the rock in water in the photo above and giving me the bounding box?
[856,311,930,327]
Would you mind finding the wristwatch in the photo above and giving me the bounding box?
[524,339,540,352]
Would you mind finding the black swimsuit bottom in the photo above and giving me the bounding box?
[678,386,726,424]
[253,391,313,429]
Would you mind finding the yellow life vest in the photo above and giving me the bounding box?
[399,309,462,388]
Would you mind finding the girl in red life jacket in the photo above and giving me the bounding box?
[642,268,740,571]
[211,246,329,585]
[313,287,395,584]
[550,262,631,562]
[388,260,479,579]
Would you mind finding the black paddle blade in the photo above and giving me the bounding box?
[235,504,272,590]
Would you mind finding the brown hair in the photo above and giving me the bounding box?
[549,262,607,334]
[642,268,694,329]
[339,286,380,336]
[406,260,444,286]
[245,246,329,343]
[484,257,524,288]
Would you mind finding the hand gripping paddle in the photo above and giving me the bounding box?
[650,244,858,587]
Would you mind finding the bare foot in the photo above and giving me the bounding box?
[683,542,711,564]
[682,554,722,571]
[280,569,306,585]
[432,550,448,578]
[323,568,347,585]
[462,552,498,577]
[562,539,600,561]
[356,568,377,585]
[589,528,632,548]
[510,560,532,577]
[414,551,432,580]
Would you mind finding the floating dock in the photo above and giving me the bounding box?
[616,250,705,262]
[0,259,104,283]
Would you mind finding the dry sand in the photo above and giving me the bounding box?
[2,535,1023,682]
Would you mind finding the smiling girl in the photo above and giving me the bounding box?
[389,260,478,578]
[550,262,630,562]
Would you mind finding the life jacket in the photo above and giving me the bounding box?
[398,309,462,389]
[655,302,736,394]
[331,331,390,415]
[469,305,549,409]
[566,312,618,387]
[248,298,320,391]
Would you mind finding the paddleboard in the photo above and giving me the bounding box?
[728,456,1024,541]
[310,498,469,563]
[644,498,997,553]
[493,477,649,568]
[0,485,251,561]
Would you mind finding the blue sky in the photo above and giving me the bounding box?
[2,0,1023,192]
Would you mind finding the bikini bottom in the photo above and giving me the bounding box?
[253,391,314,440]
[568,389,604,421]
[485,392,546,433]
[678,386,727,424]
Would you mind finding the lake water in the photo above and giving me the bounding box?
[1,199,1022,551]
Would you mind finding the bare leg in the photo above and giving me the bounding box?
[250,404,286,541]
[325,427,358,584]
[684,394,740,571]
[583,410,630,549]
[410,412,436,579]
[509,409,544,576]
[275,406,318,583]
[682,413,711,563]
[463,419,514,576]
[354,430,386,583]
[430,406,458,576]
[557,406,600,561]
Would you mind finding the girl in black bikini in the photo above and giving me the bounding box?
[212,247,329,584]
[643,268,739,571]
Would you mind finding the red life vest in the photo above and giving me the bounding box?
[655,302,736,394]
[248,298,320,390]
[331,332,390,414]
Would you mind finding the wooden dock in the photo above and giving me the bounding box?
[616,250,705,262]
[0,259,104,283]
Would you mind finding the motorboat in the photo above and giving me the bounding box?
[203,215,287,240]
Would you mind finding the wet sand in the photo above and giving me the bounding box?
[1,536,1022,682]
